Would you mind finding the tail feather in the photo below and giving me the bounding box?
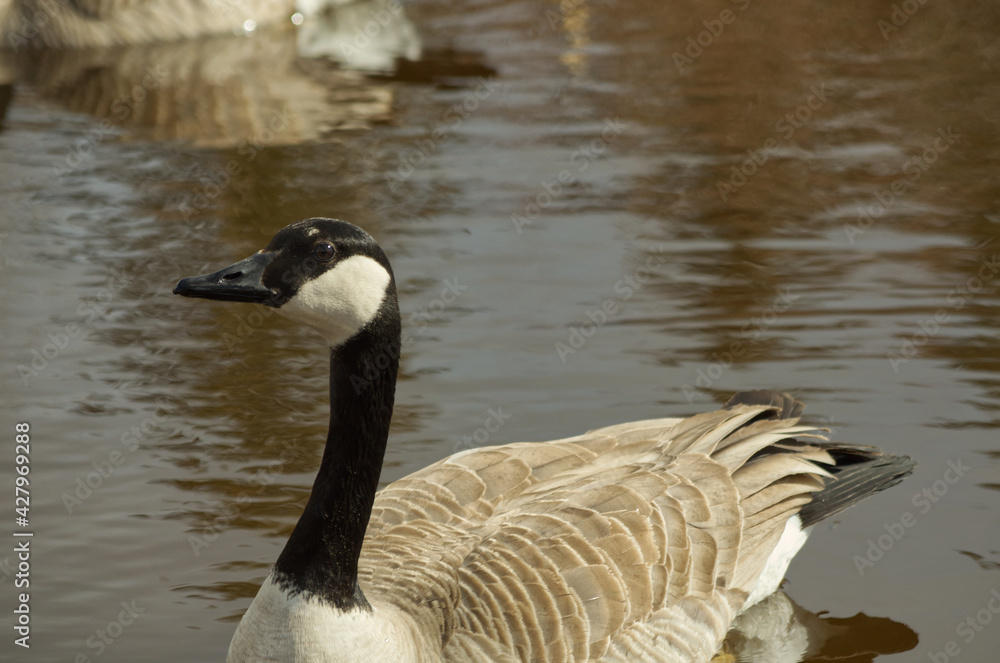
[724,390,916,528]
[724,390,805,420]
[799,447,916,527]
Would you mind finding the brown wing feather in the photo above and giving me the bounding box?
[355,401,871,662]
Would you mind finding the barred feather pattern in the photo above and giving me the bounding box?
[356,403,839,663]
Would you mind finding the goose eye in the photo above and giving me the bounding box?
[313,242,335,262]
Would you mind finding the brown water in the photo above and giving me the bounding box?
[1,0,999,661]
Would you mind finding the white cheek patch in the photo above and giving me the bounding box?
[277,255,391,347]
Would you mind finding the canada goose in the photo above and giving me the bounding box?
[2,0,295,49]
[173,218,915,663]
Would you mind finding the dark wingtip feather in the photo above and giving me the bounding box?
[724,390,805,420]
[799,448,917,527]
[723,391,916,526]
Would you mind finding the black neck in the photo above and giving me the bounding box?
[272,296,401,609]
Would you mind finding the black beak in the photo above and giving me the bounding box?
[173,252,277,304]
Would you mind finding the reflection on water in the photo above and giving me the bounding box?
[0,0,292,48]
[1,0,999,661]
[296,0,422,72]
[719,591,918,663]
[0,0,493,147]
[0,24,389,147]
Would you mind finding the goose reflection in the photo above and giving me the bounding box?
[717,591,918,663]
[1,0,304,49]
[0,0,494,147]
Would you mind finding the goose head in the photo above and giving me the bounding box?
[173,218,397,349]
[174,218,402,611]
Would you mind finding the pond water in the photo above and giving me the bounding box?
[1,0,999,661]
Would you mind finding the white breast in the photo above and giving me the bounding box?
[227,575,436,663]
